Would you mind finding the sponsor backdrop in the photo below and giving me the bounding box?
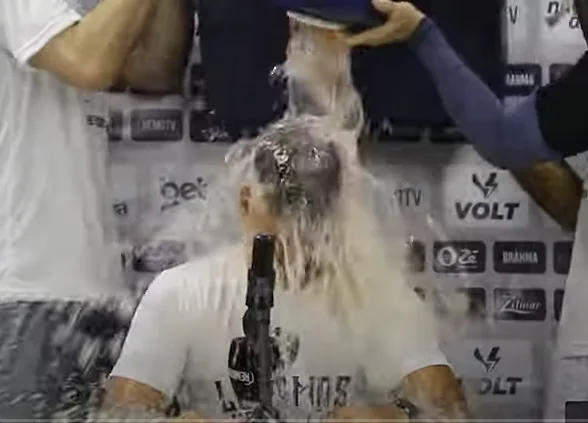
[93,1,586,420]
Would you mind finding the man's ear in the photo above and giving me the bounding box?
[240,185,252,216]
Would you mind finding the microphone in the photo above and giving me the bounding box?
[227,235,284,422]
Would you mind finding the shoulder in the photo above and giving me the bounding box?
[145,245,246,311]
[0,0,81,63]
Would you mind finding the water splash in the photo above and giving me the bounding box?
[89,13,472,421]
[282,20,364,157]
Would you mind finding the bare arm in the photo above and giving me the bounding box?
[117,0,195,94]
[29,0,159,90]
[400,365,470,420]
[329,366,468,421]
[97,377,208,422]
[102,376,167,412]
[511,161,583,233]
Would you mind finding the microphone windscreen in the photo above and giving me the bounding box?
[250,234,275,278]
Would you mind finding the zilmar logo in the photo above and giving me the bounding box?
[454,172,520,222]
[493,288,546,321]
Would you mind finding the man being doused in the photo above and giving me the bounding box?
[100,117,469,421]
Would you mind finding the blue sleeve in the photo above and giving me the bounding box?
[407,18,562,169]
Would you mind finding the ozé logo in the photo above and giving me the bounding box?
[455,173,520,222]
[160,177,207,212]
[473,347,523,396]
[433,241,485,273]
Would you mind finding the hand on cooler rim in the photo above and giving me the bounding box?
[345,0,425,46]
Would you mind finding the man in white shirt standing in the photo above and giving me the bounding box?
[0,0,193,419]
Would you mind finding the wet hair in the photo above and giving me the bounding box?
[252,119,343,221]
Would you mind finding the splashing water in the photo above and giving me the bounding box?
[282,21,364,156]
[155,18,471,417]
[80,14,472,421]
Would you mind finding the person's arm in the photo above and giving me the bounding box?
[407,18,586,231]
[512,161,584,233]
[116,0,195,94]
[329,365,468,421]
[407,18,561,170]
[99,270,191,417]
[2,0,159,91]
[399,364,469,420]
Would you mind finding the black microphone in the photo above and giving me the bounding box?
[227,235,283,422]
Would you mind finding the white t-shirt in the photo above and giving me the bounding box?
[545,189,588,419]
[111,246,449,420]
[0,0,123,301]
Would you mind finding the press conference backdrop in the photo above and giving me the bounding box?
[93,0,586,419]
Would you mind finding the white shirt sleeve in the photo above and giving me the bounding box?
[362,288,452,391]
[397,345,450,378]
[110,269,191,400]
[364,339,451,392]
[0,0,81,65]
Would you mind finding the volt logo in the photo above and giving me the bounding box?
[472,173,497,199]
[473,346,523,396]
[454,172,521,222]
[474,347,501,373]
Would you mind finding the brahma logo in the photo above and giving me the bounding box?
[493,241,546,274]
[504,64,541,97]
[444,167,528,228]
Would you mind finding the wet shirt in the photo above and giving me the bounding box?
[111,246,449,420]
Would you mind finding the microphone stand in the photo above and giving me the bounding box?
[244,234,284,423]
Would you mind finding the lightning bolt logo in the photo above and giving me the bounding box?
[474,346,501,373]
[472,172,498,199]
